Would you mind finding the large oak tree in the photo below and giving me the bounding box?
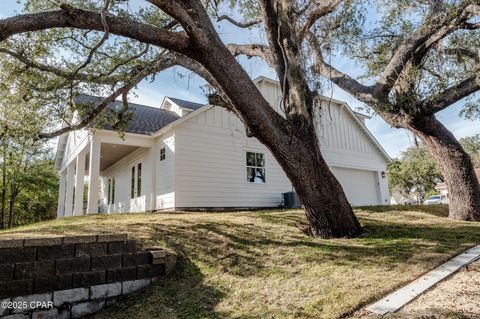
[308,0,480,220]
[0,0,369,238]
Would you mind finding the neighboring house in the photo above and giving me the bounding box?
[390,191,418,205]
[434,182,448,197]
[54,76,391,217]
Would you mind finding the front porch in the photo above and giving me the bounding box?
[56,130,154,217]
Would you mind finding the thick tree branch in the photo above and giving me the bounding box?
[147,0,198,37]
[307,33,377,105]
[35,50,220,140]
[465,21,480,29]
[443,47,480,62]
[374,1,477,97]
[37,54,181,139]
[216,15,262,28]
[297,0,342,43]
[71,0,111,77]
[421,75,480,115]
[226,43,274,66]
[0,48,121,85]
[258,0,288,88]
[0,5,190,53]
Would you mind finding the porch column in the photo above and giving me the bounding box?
[148,145,157,212]
[87,139,101,214]
[73,151,86,216]
[57,170,67,218]
[64,161,75,217]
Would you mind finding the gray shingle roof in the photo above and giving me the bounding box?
[75,94,181,135]
[167,97,204,111]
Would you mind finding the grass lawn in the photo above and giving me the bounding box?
[1,205,479,318]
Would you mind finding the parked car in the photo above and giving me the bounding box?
[424,195,448,205]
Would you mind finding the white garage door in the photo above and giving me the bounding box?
[330,167,380,206]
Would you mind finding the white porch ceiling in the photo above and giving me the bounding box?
[100,143,139,171]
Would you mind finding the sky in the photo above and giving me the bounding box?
[0,0,479,158]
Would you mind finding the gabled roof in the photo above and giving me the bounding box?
[165,97,204,111]
[54,95,202,170]
[75,95,180,135]
[353,111,371,120]
[253,76,391,162]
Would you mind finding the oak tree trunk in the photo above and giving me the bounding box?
[169,2,363,238]
[406,115,480,220]
[194,45,362,237]
[280,124,363,238]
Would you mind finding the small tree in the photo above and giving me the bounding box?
[0,93,57,228]
[388,147,442,200]
[14,160,58,226]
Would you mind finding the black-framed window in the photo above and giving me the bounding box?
[107,178,116,205]
[111,178,115,204]
[137,163,142,196]
[246,152,266,183]
[160,148,166,161]
[107,178,111,204]
[130,167,135,199]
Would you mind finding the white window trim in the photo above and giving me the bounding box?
[130,161,143,199]
[160,147,166,161]
[245,150,267,185]
[107,177,116,206]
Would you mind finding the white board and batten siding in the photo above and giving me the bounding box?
[156,132,176,210]
[61,128,90,170]
[97,131,176,213]
[100,147,150,213]
[174,106,292,208]
[255,79,390,206]
[91,78,389,211]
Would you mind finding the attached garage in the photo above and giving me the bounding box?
[331,167,381,206]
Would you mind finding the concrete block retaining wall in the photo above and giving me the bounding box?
[0,234,176,318]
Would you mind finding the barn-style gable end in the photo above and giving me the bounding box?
[253,76,390,170]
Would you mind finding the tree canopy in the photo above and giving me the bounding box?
[0,0,478,233]
[0,96,58,228]
[388,146,442,198]
[460,134,480,168]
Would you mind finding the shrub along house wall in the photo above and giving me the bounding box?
[0,234,176,318]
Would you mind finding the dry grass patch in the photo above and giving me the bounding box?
[0,205,479,319]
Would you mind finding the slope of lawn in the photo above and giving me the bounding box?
[1,205,479,319]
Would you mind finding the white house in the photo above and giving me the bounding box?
[54,76,390,217]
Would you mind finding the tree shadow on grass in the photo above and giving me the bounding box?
[356,204,450,217]
[148,212,480,278]
[38,208,480,318]
[49,212,478,277]
[93,254,226,319]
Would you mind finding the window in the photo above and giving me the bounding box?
[107,178,111,204]
[160,148,166,161]
[137,163,142,196]
[108,178,115,205]
[130,164,142,198]
[131,166,135,199]
[112,178,115,204]
[246,152,266,183]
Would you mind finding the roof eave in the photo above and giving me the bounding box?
[151,104,213,137]
[253,77,391,163]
